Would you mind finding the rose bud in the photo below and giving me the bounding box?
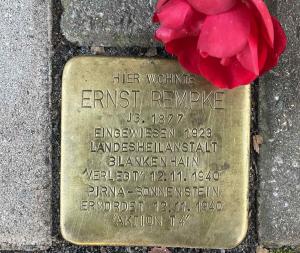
[153,0,287,89]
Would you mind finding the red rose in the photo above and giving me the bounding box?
[153,0,287,89]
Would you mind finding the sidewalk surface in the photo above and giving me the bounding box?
[258,0,300,247]
[0,0,52,250]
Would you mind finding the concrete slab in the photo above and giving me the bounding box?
[61,0,158,47]
[0,0,52,250]
[258,0,300,247]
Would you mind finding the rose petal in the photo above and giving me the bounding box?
[237,43,259,75]
[165,37,203,74]
[156,0,193,29]
[187,0,237,15]
[249,0,274,46]
[258,41,268,71]
[237,19,259,75]
[155,4,204,43]
[184,9,206,35]
[166,37,257,89]
[156,0,170,10]
[271,17,287,56]
[220,57,233,66]
[152,13,159,23]
[155,15,204,43]
[199,56,257,89]
[261,16,287,73]
[198,3,251,58]
[155,27,189,43]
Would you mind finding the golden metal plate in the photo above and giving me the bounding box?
[61,57,250,248]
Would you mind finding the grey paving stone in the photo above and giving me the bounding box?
[61,0,159,47]
[0,0,52,250]
[258,0,300,247]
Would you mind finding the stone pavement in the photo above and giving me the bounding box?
[61,0,158,47]
[0,0,299,252]
[0,0,52,250]
[258,0,300,247]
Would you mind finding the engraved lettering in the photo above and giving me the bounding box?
[94,90,104,108]
[215,91,225,109]
[151,90,226,109]
[82,90,92,108]
[81,89,140,108]
[147,73,194,84]
[113,73,140,84]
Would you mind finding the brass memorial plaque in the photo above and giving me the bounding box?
[61,57,250,248]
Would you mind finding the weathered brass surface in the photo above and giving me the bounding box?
[61,57,250,248]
